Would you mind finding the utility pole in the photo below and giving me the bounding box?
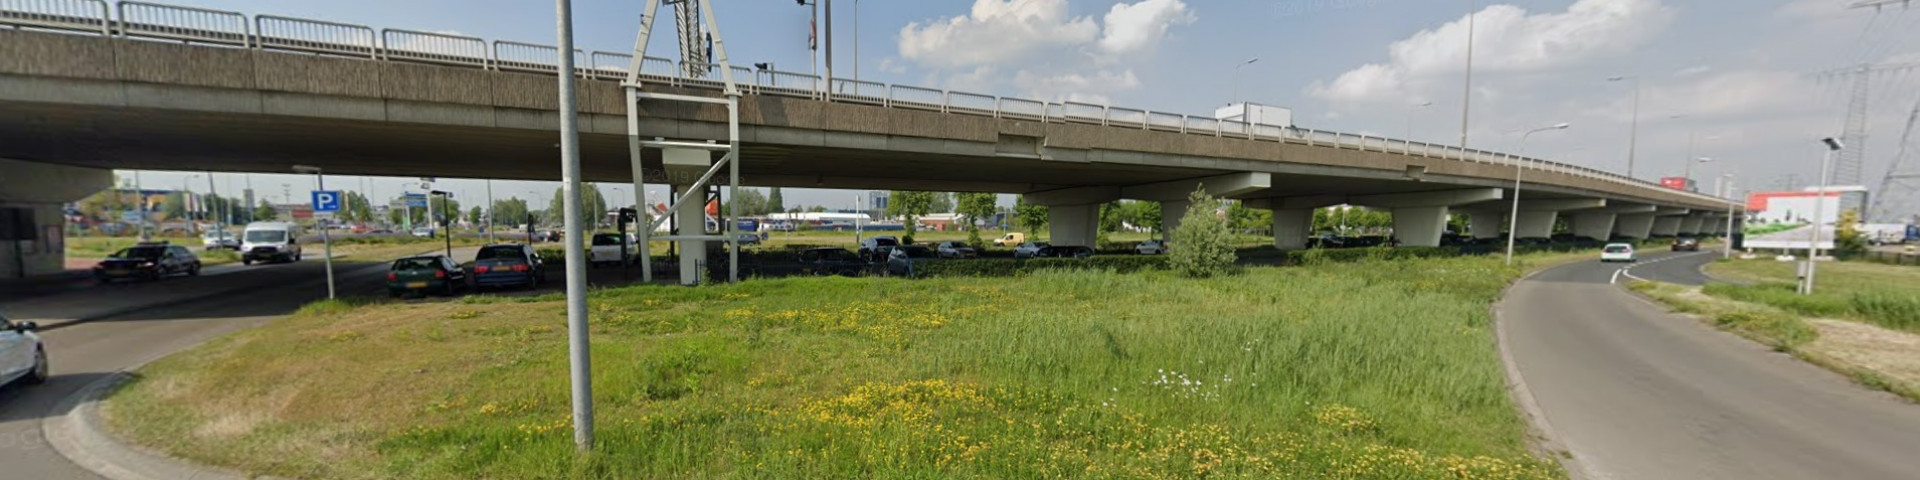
[824,0,833,97]
[1459,0,1478,151]
[1803,137,1844,295]
[556,0,593,451]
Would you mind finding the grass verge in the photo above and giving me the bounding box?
[105,255,1578,480]
[1704,259,1920,334]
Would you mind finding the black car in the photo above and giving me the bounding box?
[886,245,942,276]
[469,244,546,290]
[93,243,201,283]
[387,255,468,297]
[1031,245,1094,259]
[857,236,900,262]
[797,247,868,276]
[1672,237,1701,252]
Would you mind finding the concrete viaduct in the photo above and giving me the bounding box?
[0,1,1739,276]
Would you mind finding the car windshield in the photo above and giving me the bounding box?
[111,246,166,259]
[591,234,624,246]
[245,230,286,243]
[874,238,898,246]
[1605,246,1632,253]
[475,246,524,261]
[393,257,441,271]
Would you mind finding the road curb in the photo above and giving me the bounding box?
[42,371,283,480]
[1492,255,1603,480]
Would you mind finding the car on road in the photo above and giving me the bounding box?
[469,244,546,290]
[1672,237,1700,252]
[935,241,978,259]
[736,233,764,246]
[1600,243,1637,263]
[588,233,636,267]
[410,227,435,238]
[1012,241,1051,259]
[1136,239,1169,255]
[0,312,47,387]
[992,232,1026,247]
[201,230,238,250]
[858,236,900,262]
[386,255,468,298]
[797,247,868,276]
[94,243,201,283]
[886,245,942,277]
[241,222,304,265]
[1033,245,1095,259]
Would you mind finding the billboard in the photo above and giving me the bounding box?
[1659,177,1694,191]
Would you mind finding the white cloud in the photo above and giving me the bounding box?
[1096,0,1196,57]
[897,0,1097,69]
[1309,0,1674,102]
[1675,65,1712,77]
[1014,70,1142,103]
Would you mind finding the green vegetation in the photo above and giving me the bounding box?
[1168,186,1236,278]
[106,256,1572,480]
[1629,281,1818,351]
[1741,223,1802,237]
[1706,260,1920,333]
[914,256,1168,277]
[66,236,145,259]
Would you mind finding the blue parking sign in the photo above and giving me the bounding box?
[312,190,342,213]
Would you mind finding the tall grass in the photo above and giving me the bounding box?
[107,257,1561,480]
[1704,260,1920,333]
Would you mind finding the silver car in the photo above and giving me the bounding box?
[0,313,48,387]
[1013,241,1050,259]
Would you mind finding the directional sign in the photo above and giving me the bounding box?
[402,193,428,208]
[312,190,342,214]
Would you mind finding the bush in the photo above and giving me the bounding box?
[1849,292,1920,332]
[1167,186,1236,278]
[913,256,1168,278]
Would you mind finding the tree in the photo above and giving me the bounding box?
[1836,208,1867,258]
[547,185,607,227]
[429,196,461,227]
[490,197,531,227]
[162,192,188,221]
[886,191,937,237]
[1015,195,1049,235]
[768,187,785,214]
[930,192,955,214]
[468,206,485,226]
[955,192,999,246]
[730,188,770,216]
[339,191,374,223]
[1168,186,1236,278]
[253,199,279,221]
[1226,201,1271,235]
[808,205,829,213]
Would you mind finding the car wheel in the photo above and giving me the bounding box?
[24,348,49,385]
[443,281,458,297]
[189,265,201,276]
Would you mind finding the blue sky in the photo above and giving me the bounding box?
[123,0,1920,214]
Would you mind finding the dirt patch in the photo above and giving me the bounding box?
[1804,319,1920,390]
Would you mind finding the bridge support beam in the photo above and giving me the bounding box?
[0,158,112,279]
[1612,214,1657,239]
[1514,211,1560,239]
[1047,204,1101,247]
[1125,173,1271,240]
[1651,216,1683,237]
[1570,212,1617,241]
[1350,188,1502,247]
[1245,195,1343,250]
[1678,215,1706,236]
[1468,212,1504,239]
[663,148,710,285]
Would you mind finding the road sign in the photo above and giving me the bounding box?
[312,190,342,214]
[402,192,429,208]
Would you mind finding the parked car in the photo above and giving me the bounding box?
[797,247,868,276]
[588,233,636,266]
[94,242,201,283]
[410,227,435,238]
[1672,237,1700,252]
[1136,239,1169,255]
[886,245,943,276]
[1012,241,1051,259]
[1033,245,1095,259]
[386,255,468,297]
[935,241,978,259]
[992,232,1027,247]
[201,230,239,251]
[241,221,303,265]
[1600,243,1637,263]
[0,312,48,387]
[470,244,546,290]
[736,233,764,246]
[858,236,901,262]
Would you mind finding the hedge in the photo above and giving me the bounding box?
[912,255,1169,278]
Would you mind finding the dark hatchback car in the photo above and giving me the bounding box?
[1031,245,1095,259]
[886,245,943,277]
[798,247,868,276]
[386,255,467,297]
[470,244,546,290]
[1672,237,1701,252]
[94,243,201,283]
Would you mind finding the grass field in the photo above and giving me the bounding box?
[105,256,1570,480]
[1705,259,1920,333]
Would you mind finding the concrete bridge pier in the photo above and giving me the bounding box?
[0,158,112,278]
[1612,214,1658,239]
[1128,173,1271,240]
[1350,188,1502,247]
[662,149,710,285]
[1466,212,1505,240]
[1245,194,1341,250]
[1678,214,1707,237]
[1648,208,1690,237]
[1025,186,1120,248]
[1570,212,1617,241]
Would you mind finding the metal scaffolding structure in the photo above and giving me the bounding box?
[624,0,742,285]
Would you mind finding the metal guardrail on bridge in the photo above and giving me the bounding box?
[0,0,1736,207]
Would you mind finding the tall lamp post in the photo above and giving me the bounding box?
[795,0,817,90]
[1504,122,1571,266]
[1607,75,1641,178]
[1720,173,1737,259]
[1459,0,1479,150]
[1802,137,1844,295]
[1685,156,1712,192]
[431,190,454,259]
[1231,57,1259,107]
[292,165,336,300]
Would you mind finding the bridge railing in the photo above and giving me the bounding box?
[0,0,1735,206]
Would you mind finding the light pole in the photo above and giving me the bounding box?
[485,179,496,243]
[1459,0,1479,150]
[1720,173,1737,259]
[555,0,594,452]
[1232,57,1259,107]
[1802,137,1844,295]
[1607,75,1641,178]
[206,172,222,238]
[795,0,817,90]
[1685,156,1712,191]
[431,190,454,258]
[184,175,200,229]
[1504,122,1571,266]
[292,165,336,300]
[1405,101,1432,142]
[852,0,859,82]
[134,171,149,240]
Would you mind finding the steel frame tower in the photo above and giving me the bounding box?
[1869,102,1920,221]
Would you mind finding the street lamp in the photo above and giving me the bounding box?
[431,190,454,259]
[1504,122,1572,266]
[1802,137,1844,295]
[1607,75,1641,178]
[1405,101,1433,142]
[1459,0,1479,150]
[795,0,817,87]
[1720,173,1738,259]
[292,165,336,300]
[1232,57,1259,107]
[1685,156,1713,191]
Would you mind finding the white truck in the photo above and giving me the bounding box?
[240,222,304,265]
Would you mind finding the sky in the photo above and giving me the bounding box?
[117,0,1920,215]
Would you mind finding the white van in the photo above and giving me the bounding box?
[241,222,304,265]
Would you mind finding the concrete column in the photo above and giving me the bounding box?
[1612,214,1657,239]
[1702,216,1725,235]
[1466,212,1504,239]
[1513,211,1558,239]
[1679,215,1706,236]
[1571,212,1617,241]
[0,158,112,278]
[662,148,710,285]
[1272,208,1313,250]
[1391,206,1450,247]
[1047,204,1100,247]
[1160,200,1190,240]
[1651,216,1682,237]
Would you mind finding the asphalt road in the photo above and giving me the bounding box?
[0,260,394,480]
[1502,251,1920,480]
